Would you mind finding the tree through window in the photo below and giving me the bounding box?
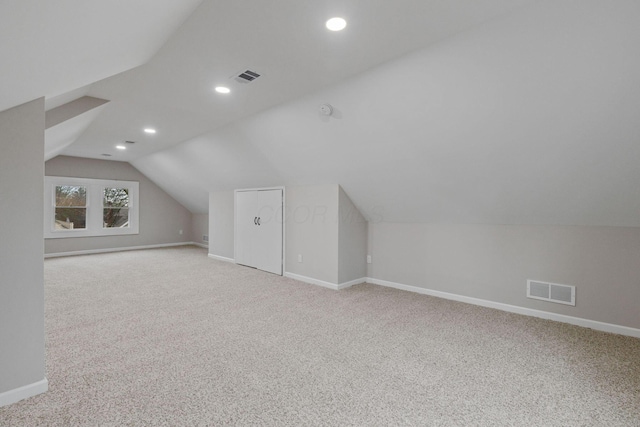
[103,188,129,228]
[55,185,87,229]
[45,177,139,238]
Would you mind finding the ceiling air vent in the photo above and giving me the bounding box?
[234,69,261,84]
[527,280,575,306]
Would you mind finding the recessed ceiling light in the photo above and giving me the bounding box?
[116,145,126,150]
[326,17,347,31]
[144,128,156,134]
[215,86,231,94]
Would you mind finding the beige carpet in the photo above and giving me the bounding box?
[1,245,639,426]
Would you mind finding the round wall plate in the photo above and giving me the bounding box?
[319,103,333,116]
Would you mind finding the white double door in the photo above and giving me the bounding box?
[235,189,283,275]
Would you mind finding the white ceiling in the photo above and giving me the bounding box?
[132,0,640,226]
[44,97,109,161]
[5,0,640,226]
[58,0,534,160]
[0,0,203,113]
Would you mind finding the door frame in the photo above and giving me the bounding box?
[234,186,285,275]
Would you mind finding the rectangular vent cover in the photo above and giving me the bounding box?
[527,280,575,306]
[235,69,261,83]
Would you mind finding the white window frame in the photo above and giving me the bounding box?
[44,176,139,239]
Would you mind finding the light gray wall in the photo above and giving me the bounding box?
[206,184,368,285]
[0,98,46,395]
[338,186,367,283]
[45,156,192,255]
[208,191,234,259]
[367,223,640,330]
[190,213,209,247]
[285,185,339,284]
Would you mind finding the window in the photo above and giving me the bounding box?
[103,188,129,228]
[45,177,139,238]
[55,185,87,230]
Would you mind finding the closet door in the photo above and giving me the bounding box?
[234,190,256,268]
[234,188,283,275]
[254,189,283,275]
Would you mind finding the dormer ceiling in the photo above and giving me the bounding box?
[0,0,203,113]
[2,0,535,160]
[4,0,640,226]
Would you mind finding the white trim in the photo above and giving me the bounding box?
[282,188,286,275]
[284,272,365,290]
[366,277,640,339]
[235,186,286,193]
[44,176,139,239]
[44,242,201,258]
[0,378,48,407]
[191,242,208,249]
[340,277,368,288]
[208,253,235,263]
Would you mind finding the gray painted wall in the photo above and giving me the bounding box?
[190,213,209,247]
[338,186,367,284]
[0,98,46,394]
[284,185,339,284]
[45,156,192,255]
[208,191,234,259]
[367,223,640,330]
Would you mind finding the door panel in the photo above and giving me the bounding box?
[235,190,256,267]
[255,189,283,275]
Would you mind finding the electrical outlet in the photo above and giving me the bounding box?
[367,255,372,264]
[179,229,183,235]
[203,235,209,242]
[298,254,303,263]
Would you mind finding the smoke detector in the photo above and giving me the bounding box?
[319,103,333,116]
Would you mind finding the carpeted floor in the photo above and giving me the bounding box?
[1,245,639,426]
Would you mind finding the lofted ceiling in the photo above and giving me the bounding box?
[45,0,533,160]
[4,0,640,226]
[131,0,640,226]
[0,0,203,113]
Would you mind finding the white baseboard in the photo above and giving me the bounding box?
[207,254,235,263]
[366,277,640,339]
[339,277,368,289]
[191,242,209,249]
[0,378,48,407]
[44,242,203,258]
[284,272,366,291]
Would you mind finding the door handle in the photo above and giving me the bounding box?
[254,217,257,225]
[257,217,261,226]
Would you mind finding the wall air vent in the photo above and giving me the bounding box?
[527,280,575,306]
[234,69,261,84]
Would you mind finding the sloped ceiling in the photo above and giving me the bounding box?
[59,0,534,160]
[6,0,640,227]
[133,0,640,226]
[0,0,202,112]
[44,96,110,161]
